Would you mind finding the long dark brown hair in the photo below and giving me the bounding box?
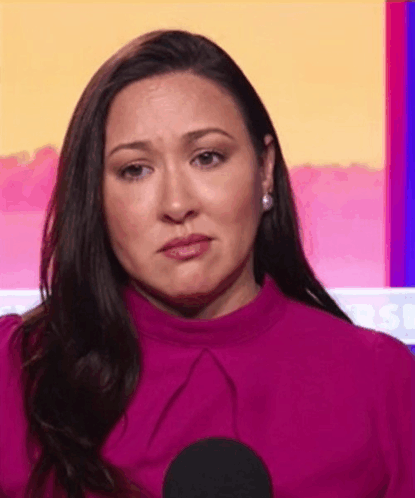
[8,29,353,498]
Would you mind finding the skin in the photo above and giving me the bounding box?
[103,71,275,319]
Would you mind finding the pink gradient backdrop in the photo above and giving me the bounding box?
[0,148,385,290]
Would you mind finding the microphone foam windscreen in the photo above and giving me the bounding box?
[162,437,272,498]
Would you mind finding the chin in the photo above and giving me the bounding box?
[168,278,214,297]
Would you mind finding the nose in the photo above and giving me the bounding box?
[159,165,199,224]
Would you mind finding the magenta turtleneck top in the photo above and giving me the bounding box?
[1,274,414,497]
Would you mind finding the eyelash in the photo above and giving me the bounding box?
[118,150,226,182]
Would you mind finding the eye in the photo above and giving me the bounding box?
[117,150,225,182]
[118,164,152,182]
[193,150,225,168]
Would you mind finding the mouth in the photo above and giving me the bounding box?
[160,234,213,252]
[161,239,212,260]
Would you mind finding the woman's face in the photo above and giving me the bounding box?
[103,71,274,317]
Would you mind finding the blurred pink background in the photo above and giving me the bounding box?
[0,148,385,290]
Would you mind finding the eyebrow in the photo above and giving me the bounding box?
[107,128,235,158]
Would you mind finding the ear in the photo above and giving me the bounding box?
[260,134,275,196]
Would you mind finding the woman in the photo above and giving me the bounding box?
[0,29,413,498]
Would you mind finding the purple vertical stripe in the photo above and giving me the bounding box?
[386,1,407,287]
[405,2,415,285]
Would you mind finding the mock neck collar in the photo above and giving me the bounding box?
[123,274,287,348]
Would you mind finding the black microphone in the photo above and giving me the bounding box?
[162,437,273,498]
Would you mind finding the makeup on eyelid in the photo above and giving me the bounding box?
[117,150,227,181]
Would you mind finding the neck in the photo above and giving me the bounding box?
[131,272,261,320]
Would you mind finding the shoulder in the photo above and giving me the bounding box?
[281,294,413,362]
[0,313,24,380]
[0,312,23,329]
[279,297,415,414]
[0,312,23,334]
[1,302,46,348]
[0,315,33,493]
[0,313,23,353]
[370,329,415,391]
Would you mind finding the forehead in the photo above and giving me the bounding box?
[105,72,248,146]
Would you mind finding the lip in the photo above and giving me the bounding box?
[160,233,213,252]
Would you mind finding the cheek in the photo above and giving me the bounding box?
[103,181,147,252]
[215,172,260,243]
